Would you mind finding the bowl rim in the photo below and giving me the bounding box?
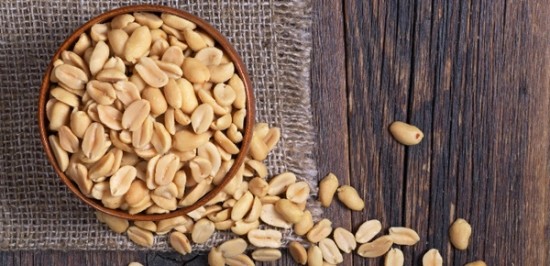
[38,4,255,221]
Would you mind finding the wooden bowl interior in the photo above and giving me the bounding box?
[38,5,255,221]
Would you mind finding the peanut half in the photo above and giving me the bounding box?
[274,198,304,224]
[307,245,323,266]
[357,235,393,258]
[289,241,308,265]
[307,219,333,243]
[384,248,404,266]
[422,249,443,266]
[355,219,382,243]
[333,227,357,253]
[388,227,420,246]
[169,231,192,255]
[247,229,282,248]
[218,238,247,258]
[251,248,282,262]
[319,238,344,264]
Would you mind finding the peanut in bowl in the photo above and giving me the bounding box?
[38,5,256,221]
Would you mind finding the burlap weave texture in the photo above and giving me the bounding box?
[0,0,316,250]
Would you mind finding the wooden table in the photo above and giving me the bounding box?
[2,0,549,265]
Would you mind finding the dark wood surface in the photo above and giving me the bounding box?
[2,0,549,265]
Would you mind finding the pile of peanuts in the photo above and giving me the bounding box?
[45,11,272,215]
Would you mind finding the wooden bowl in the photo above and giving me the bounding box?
[38,5,254,221]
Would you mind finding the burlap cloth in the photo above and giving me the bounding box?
[0,0,318,250]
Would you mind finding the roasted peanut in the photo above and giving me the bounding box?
[357,235,393,258]
[422,249,443,266]
[389,121,424,145]
[337,185,365,211]
[449,218,472,250]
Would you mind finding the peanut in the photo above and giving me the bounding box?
[307,219,333,243]
[319,238,344,264]
[388,227,420,246]
[355,219,382,243]
[333,227,357,253]
[274,199,304,224]
[307,245,323,266]
[124,26,151,63]
[449,218,472,250]
[251,248,282,262]
[356,235,393,258]
[289,241,308,265]
[389,121,424,145]
[218,238,247,258]
[385,248,404,266]
[319,172,339,207]
[337,185,365,211]
[191,218,215,244]
[422,249,443,266]
[127,226,154,247]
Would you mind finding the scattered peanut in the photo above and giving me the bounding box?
[389,121,424,145]
[356,235,393,258]
[337,185,365,211]
[307,219,333,243]
[422,249,443,266]
[319,238,344,264]
[449,218,472,250]
[388,227,420,246]
[318,173,339,207]
[355,219,382,243]
[385,248,404,266]
[333,227,357,253]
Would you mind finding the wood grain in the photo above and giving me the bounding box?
[311,1,352,266]
[344,0,549,265]
[3,0,549,265]
[344,0,416,265]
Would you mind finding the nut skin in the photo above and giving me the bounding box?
[389,121,424,145]
[449,218,472,250]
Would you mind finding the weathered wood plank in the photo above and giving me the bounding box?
[346,0,549,265]
[310,0,352,260]
[344,0,416,265]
